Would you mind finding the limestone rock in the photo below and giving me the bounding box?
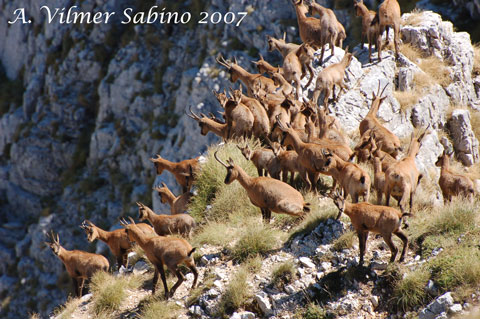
[448,109,480,166]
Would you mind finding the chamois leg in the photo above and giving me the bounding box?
[377,33,382,62]
[186,262,199,289]
[157,264,169,298]
[376,189,383,205]
[289,171,295,185]
[384,184,391,206]
[294,74,303,101]
[117,255,124,269]
[78,278,85,297]
[385,26,391,45]
[393,24,400,60]
[369,41,373,63]
[320,44,326,65]
[358,231,368,265]
[263,209,272,223]
[261,208,268,221]
[323,86,332,107]
[72,278,80,297]
[332,84,337,101]
[382,233,398,262]
[394,230,408,262]
[361,34,365,49]
[281,170,288,183]
[257,167,263,177]
[168,267,185,298]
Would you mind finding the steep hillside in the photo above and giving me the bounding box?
[0,0,479,318]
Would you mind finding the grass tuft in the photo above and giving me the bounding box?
[288,201,337,241]
[473,42,480,76]
[271,261,296,288]
[217,266,251,315]
[187,269,216,307]
[297,302,329,319]
[53,297,81,319]
[393,268,429,311]
[231,223,279,262]
[332,230,355,251]
[140,297,181,319]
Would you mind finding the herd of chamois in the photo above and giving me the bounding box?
[46,0,477,308]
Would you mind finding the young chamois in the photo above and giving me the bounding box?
[316,106,349,146]
[435,150,475,204]
[372,0,401,61]
[120,218,198,299]
[269,143,309,185]
[291,0,328,63]
[216,54,277,96]
[267,33,300,58]
[234,86,271,140]
[137,202,196,238]
[150,155,200,193]
[308,1,346,57]
[187,106,228,140]
[384,128,429,212]
[80,220,154,268]
[331,190,409,265]
[319,150,371,202]
[354,0,381,62]
[154,182,192,215]
[271,70,294,97]
[237,144,276,177]
[215,151,310,222]
[222,90,255,139]
[282,42,316,100]
[359,83,402,158]
[312,48,353,107]
[46,231,109,296]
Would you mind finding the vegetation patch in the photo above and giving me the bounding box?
[231,223,280,262]
[217,266,251,315]
[139,297,181,319]
[393,268,429,311]
[53,297,82,319]
[271,260,296,288]
[473,42,480,76]
[332,230,355,251]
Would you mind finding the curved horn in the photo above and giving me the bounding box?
[380,82,389,97]
[119,218,129,226]
[283,32,286,41]
[188,106,201,121]
[234,56,238,65]
[128,216,135,224]
[161,182,167,188]
[214,150,229,168]
[216,54,230,69]
[136,202,142,207]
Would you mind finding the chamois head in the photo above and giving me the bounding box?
[435,150,453,167]
[292,0,308,14]
[213,89,228,107]
[353,0,365,16]
[341,47,354,66]
[154,183,170,204]
[150,155,165,174]
[267,32,286,51]
[216,54,240,83]
[80,220,98,243]
[136,202,151,221]
[329,189,346,220]
[237,144,253,161]
[297,42,316,61]
[187,106,223,136]
[319,149,336,172]
[214,150,237,184]
[45,231,62,256]
[371,81,389,108]
[119,217,138,244]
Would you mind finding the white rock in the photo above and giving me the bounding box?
[370,295,379,308]
[449,303,463,314]
[189,305,203,317]
[255,292,273,315]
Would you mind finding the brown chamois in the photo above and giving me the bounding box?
[237,144,276,177]
[137,202,196,238]
[312,48,353,107]
[384,128,429,212]
[80,220,154,268]
[252,54,282,75]
[46,231,109,296]
[372,156,386,204]
[187,106,228,140]
[222,89,255,139]
[267,33,301,58]
[150,155,200,193]
[120,218,198,299]
[269,143,309,185]
[351,133,397,171]
[235,86,271,140]
[359,83,402,158]
[330,190,409,265]
[215,151,310,222]
[435,150,475,204]
[271,69,294,97]
[308,1,346,57]
[282,42,316,100]
[319,150,371,202]
[216,54,277,96]
[372,0,401,61]
[154,182,193,215]
[354,0,382,62]
[316,106,349,146]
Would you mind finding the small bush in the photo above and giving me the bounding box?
[193,221,236,247]
[232,224,279,262]
[298,302,328,319]
[140,297,181,319]
[332,231,355,251]
[393,268,429,311]
[90,271,143,315]
[53,297,81,319]
[272,261,296,288]
[243,255,263,274]
[217,267,251,314]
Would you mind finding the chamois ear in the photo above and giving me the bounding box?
[282,32,286,41]
[136,202,143,207]
[128,216,135,224]
[227,158,235,166]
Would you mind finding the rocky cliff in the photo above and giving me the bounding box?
[0,0,479,318]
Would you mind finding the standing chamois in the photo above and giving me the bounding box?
[267,33,300,58]
[150,155,200,193]
[354,0,381,62]
[282,42,316,100]
[372,0,401,61]
[46,231,109,296]
[80,220,154,268]
[237,144,276,177]
[187,106,228,140]
[312,48,353,107]
[331,190,409,265]
[435,150,475,204]
[215,150,310,222]
[154,182,193,215]
[120,218,198,299]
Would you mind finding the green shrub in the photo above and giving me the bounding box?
[231,224,279,262]
[139,298,181,319]
[217,267,250,314]
[298,302,328,319]
[393,268,429,311]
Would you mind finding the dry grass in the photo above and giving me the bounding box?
[139,297,181,319]
[217,266,251,315]
[399,43,423,63]
[53,297,82,319]
[271,260,297,288]
[469,106,480,141]
[473,43,480,76]
[418,57,451,87]
[332,230,356,251]
[402,9,426,27]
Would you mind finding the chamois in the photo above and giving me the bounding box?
[150,155,200,193]
[120,218,198,298]
[237,144,276,177]
[435,150,475,204]
[267,33,300,58]
[215,151,310,222]
[137,202,196,238]
[359,83,402,158]
[384,129,429,212]
[253,54,281,75]
[270,143,309,185]
[354,0,381,62]
[373,0,401,60]
[235,86,271,139]
[271,69,294,96]
[331,190,409,265]
[216,54,277,96]
[187,106,228,140]
[319,150,371,202]
[373,156,386,204]
[308,1,346,57]
[46,231,109,296]
[282,42,316,100]
[312,48,353,107]
[154,182,192,215]
[222,90,255,139]
[80,220,154,268]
